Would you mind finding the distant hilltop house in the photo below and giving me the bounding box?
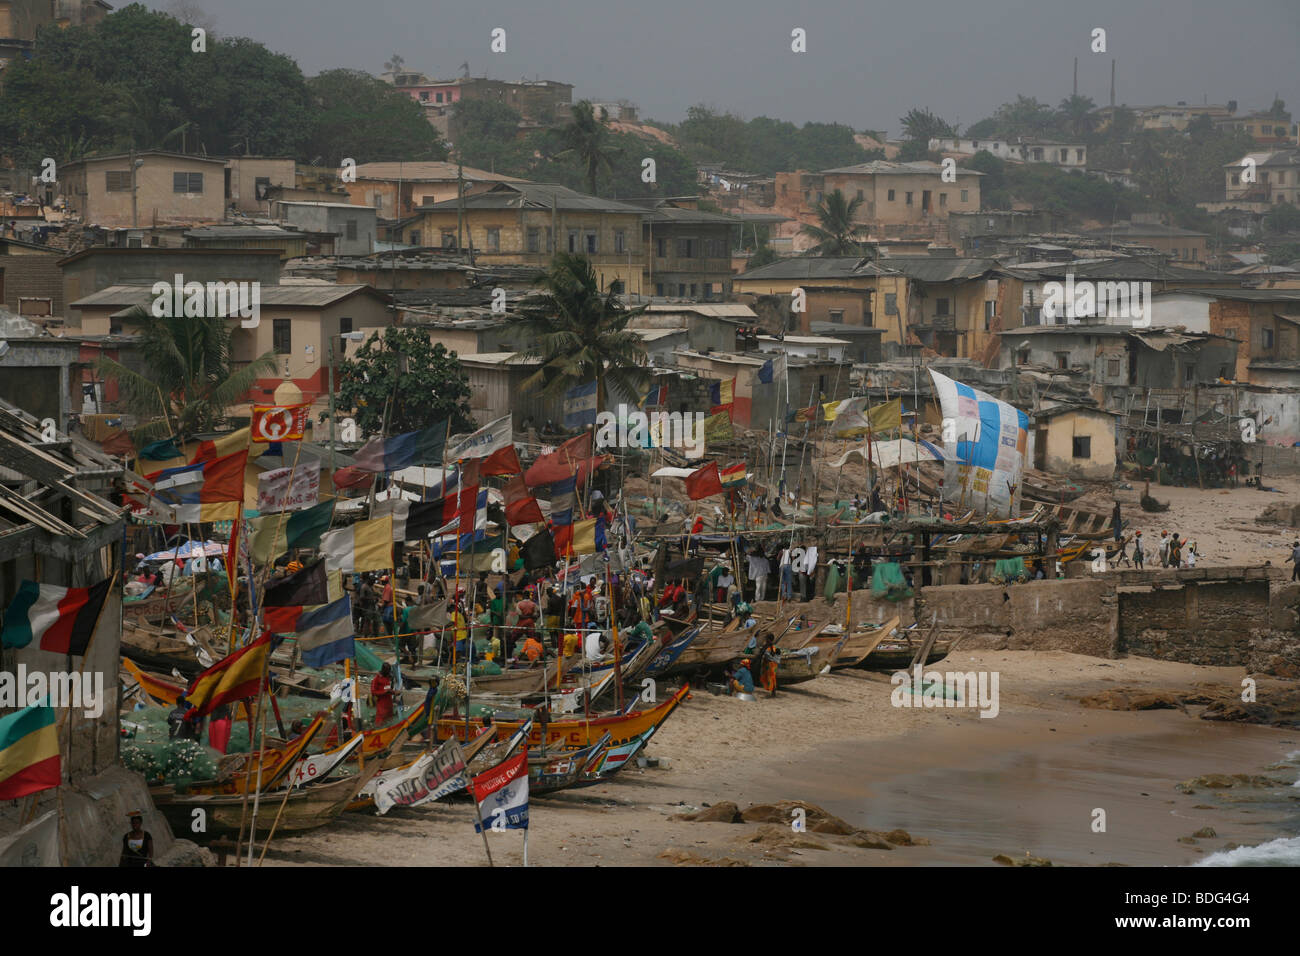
[928,137,1088,169]
[1224,148,1300,206]
[379,70,574,137]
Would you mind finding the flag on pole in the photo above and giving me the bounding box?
[708,377,736,406]
[446,415,518,475]
[250,404,311,443]
[642,383,668,408]
[503,475,545,525]
[262,559,330,607]
[263,596,354,668]
[190,428,263,465]
[684,461,723,500]
[186,633,272,718]
[472,749,529,832]
[145,450,247,522]
[563,382,599,429]
[0,702,60,800]
[702,410,733,443]
[352,423,448,474]
[720,462,747,487]
[0,578,111,654]
[320,516,394,573]
[247,500,335,565]
[524,432,596,486]
[829,397,903,438]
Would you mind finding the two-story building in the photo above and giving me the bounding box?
[412,182,647,295]
[1151,288,1300,385]
[273,201,378,256]
[625,198,737,300]
[345,161,525,222]
[1224,149,1300,206]
[929,137,1088,168]
[59,151,228,229]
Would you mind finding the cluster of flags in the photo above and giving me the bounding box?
[683,461,747,501]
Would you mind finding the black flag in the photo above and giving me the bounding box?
[263,559,329,607]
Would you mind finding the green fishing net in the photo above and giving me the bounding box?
[871,562,913,602]
[991,557,1028,584]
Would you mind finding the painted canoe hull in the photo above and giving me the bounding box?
[832,616,901,669]
[435,682,690,750]
[665,623,758,673]
[644,626,701,678]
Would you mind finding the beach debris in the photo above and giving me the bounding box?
[1078,689,1185,712]
[993,852,1052,866]
[658,848,750,867]
[1192,826,1217,839]
[1175,773,1282,794]
[675,801,743,823]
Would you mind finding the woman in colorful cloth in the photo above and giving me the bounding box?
[759,633,780,697]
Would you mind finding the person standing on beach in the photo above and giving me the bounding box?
[759,634,780,697]
[1287,541,1300,581]
[1158,531,1170,568]
[1133,531,1144,569]
[1168,534,1182,568]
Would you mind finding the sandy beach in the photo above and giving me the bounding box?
[258,649,1300,867]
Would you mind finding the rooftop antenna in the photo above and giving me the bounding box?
[1110,59,1116,108]
[1073,57,1078,97]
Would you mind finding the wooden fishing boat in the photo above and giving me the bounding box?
[775,632,848,686]
[150,762,381,838]
[644,625,701,678]
[184,713,328,796]
[579,726,655,783]
[529,733,611,794]
[435,682,690,750]
[346,725,500,810]
[862,639,953,671]
[832,616,901,669]
[666,620,759,674]
[469,658,559,695]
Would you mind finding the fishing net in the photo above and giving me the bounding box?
[990,557,1028,584]
[119,708,220,786]
[871,562,913,602]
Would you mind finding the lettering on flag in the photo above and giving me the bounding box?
[366,738,467,814]
[256,463,321,513]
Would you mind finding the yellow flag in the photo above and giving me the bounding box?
[571,518,598,555]
[352,515,394,573]
[867,398,903,432]
[703,411,733,443]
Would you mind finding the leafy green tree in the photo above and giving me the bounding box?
[303,70,446,164]
[556,101,622,195]
[95,308,277,443]
[334,327,473,437]
[899,107,956,143]
[1265,242,1300,266]
[964,151,1009,208]
[800,189,866,255]
[1056,95,1097,139]
[514,253,649,412]
[1264,202,1300,235]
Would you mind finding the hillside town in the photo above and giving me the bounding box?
[0,2,1298,883]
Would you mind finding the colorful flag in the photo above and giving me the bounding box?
[472,749,529,832]
[352,423,448,474]
[642,383,668,408]
[321,516,394,573]
[263,559,330,608]
[247,500,336,565]
[191,427,263,465]
[708,377,736,407]
[685,461,723,500]
[0,578,112,654]
[251,403,311,443]
[930,370,1027,520]
[186,633,272,718]
[790,405,819,423]
[263,596,354,668]
[829,397,903,438]
[0,702,60,800]
[720,462,747,487]
[146,450,247,523]
[446,415,518,475]
[563,382,599,429]
[503,475,545,525]
[569,518,599,555]
[524,432,597,487]
[702,410,733,443]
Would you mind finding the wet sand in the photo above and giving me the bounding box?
[258,651,1299,867]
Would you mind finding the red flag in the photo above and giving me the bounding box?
[482,444,522,476]
[331,466,373,490]
[524,432,598,487]
[553,524,574,557]
[685,461,723,500]
[251,403,310,443]
[457,483,481,535]
[503,475,545,525]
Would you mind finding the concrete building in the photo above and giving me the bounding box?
[345,161,525,221]
[182,225,310,259]
[1214,111,1299,147]
[1083,222,1209,264]
[59,247,285,328]
[414,182,648,295]
[224,156,297,216]
[1224,149,1300,206]
[0,236,63,320]
[929,137,1088,168]
[1029,402,1119,479]
[273,201,377,256]
[1150,288,1300,385]
[626,198,738,300]
[60,151,228,228]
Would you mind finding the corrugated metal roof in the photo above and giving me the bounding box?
[354,161,525,182]
[71,283,384,308]
[733,257,896,281]
[876,256,997,282]
[819,160,984,177]
[422,182,645,214]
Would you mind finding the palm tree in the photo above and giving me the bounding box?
[800,189,867,256]
[514,253,648,413]
[95,306,277,443]
[556,101,622,195]
[1057,94,1098,139]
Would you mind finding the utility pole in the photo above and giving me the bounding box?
[328,342,336,474]
[130,148,139,228]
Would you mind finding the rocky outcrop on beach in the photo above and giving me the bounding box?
[676,799,928,856]
[1079,682,1300,729]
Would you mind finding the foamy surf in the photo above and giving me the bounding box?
[1196,836,1300,866]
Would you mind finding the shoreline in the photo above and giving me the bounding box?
[260,651,1300,867]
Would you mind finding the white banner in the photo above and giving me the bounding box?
[446,414,513,463]
[257,463,320,513]
[0,810,59,867]
[365,738,467,815]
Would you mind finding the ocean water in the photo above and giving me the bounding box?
[1196,749,1300,866]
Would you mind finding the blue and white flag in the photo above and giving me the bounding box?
[928,369,1028,519]
[472,749,529,832]
[563,382,599,429]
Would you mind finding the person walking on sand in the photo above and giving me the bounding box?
[1288,541,1300,581]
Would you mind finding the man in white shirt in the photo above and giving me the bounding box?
[747,549,771,602]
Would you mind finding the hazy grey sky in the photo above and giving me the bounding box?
[150,0,1299,135]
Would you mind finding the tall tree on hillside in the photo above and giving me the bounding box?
[514,253,648,412]
[556,100,622,195]
[992,95,1055,139]
[899,107,956,143]
[303,69,447,163]
[1057,94,1097,139]
[94,308,277,443]
[800,189,867,255]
